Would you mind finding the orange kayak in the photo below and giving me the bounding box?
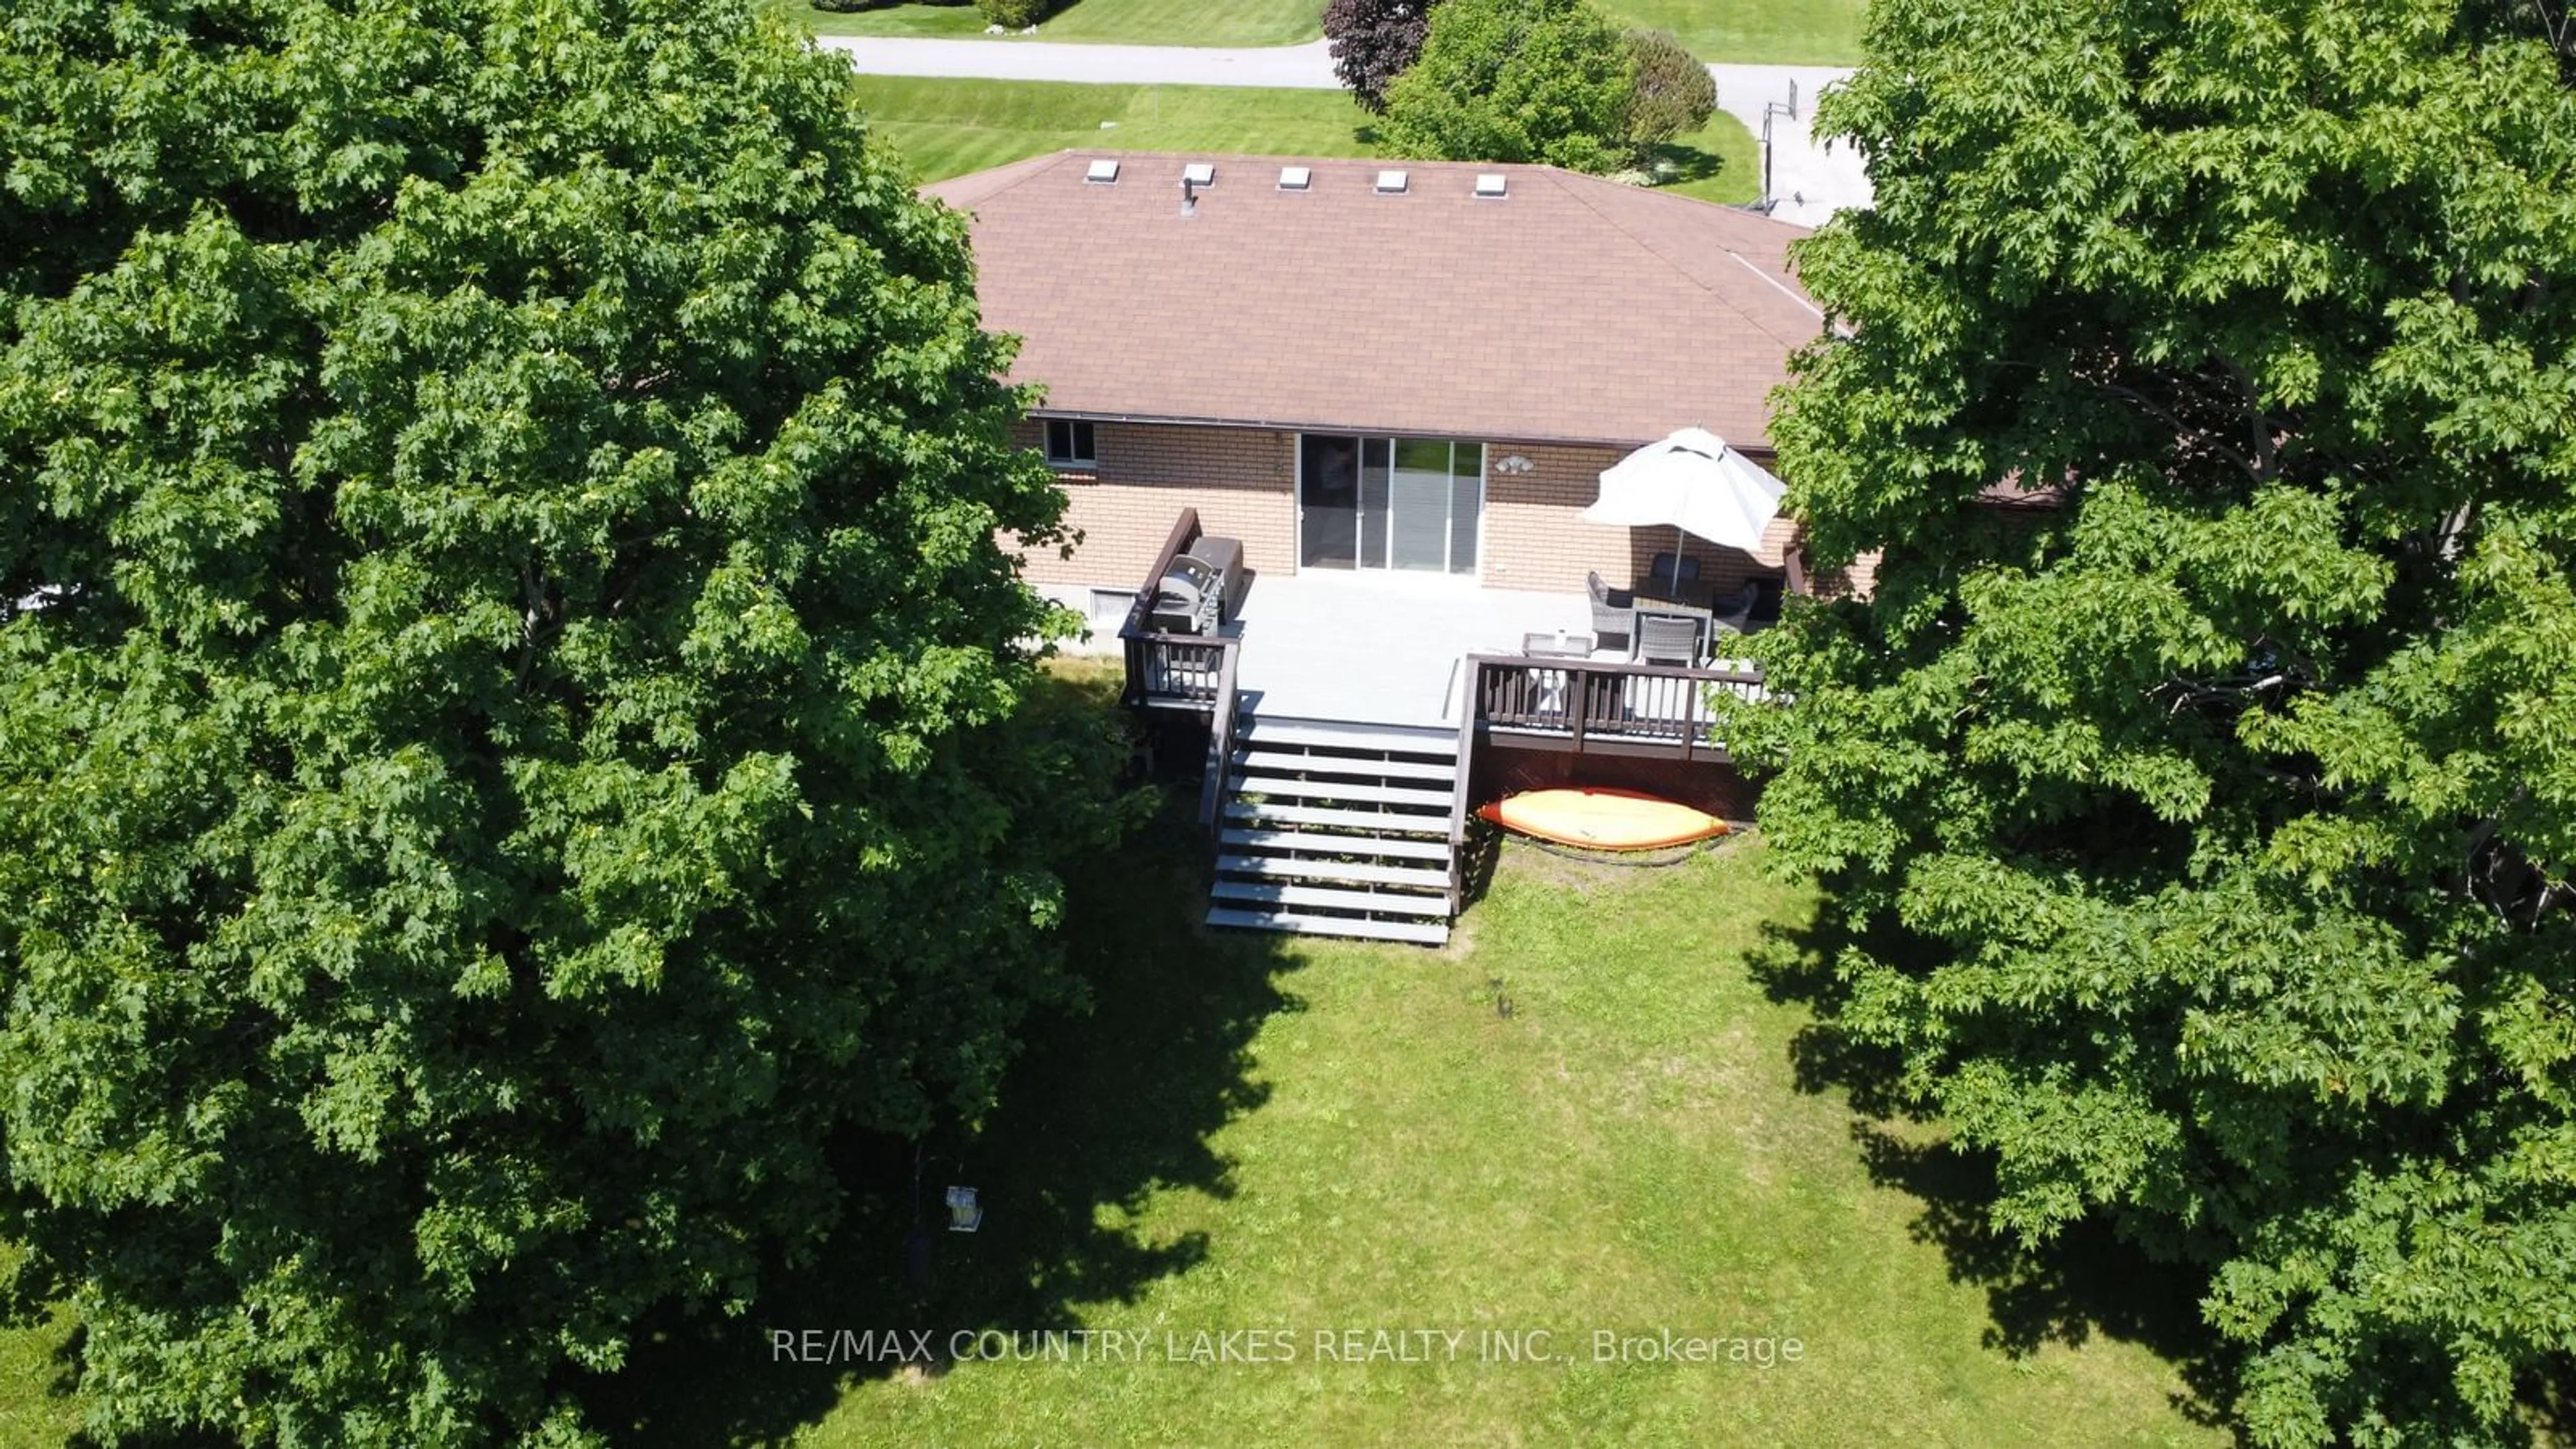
[1477,788,1730,851]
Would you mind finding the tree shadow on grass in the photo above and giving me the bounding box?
[1638,140,1731,191]
[582,786,1301,1446]
[1746,903,2239,1432]
[2524,1355,2576,1443]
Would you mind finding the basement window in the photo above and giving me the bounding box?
[1043,419,1097,468]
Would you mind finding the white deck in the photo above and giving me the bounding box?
[1042,572,1760,729]
[1227,572,1605,726]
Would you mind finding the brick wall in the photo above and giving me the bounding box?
[1005,422,1852,602]
[1481,443,1803,598]
[1008,421,1297,588]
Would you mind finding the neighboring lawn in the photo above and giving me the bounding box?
[769,0,1863,62]
[594,823,2227,1446]
[852,75,1376,180]
[1602,0,1864,65]
[1643,105,1762,206]
[769,0,1324,46]
[851,75,1759,206]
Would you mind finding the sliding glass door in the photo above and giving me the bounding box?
[1298,435,1358,568]
[1299,435,1483,576]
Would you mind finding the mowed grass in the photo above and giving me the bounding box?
[853,75,1377,180]
[0,1250,83,1446]
[851,75,1758,206]
[771,0,1324,46]
[599,824,2226,1446]
[0,806,2222,1444]
[1603,0,1864,64]
[771,0,1863,62]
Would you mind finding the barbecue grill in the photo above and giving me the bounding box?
[1148,535,1248,635]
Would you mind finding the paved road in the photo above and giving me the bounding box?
[819,34,1348,89]
[816,35,1871,225]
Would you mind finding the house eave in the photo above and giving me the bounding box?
[1020,407,1777,460]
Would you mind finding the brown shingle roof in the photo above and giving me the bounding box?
[924,152,1822,451]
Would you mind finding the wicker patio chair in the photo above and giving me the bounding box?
[1636,612,1705,667]
[1711,579,1761,634]
[1586,570,1635,653]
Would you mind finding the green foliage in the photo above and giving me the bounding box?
[1730,0,2576,1443]
[1325,0,1444,113]
[1377,0,1636,174]
[0,0,1121,1442]
[975,0,1061,27]
[1621,28,1716,158]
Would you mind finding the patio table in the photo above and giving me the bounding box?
[1521,631,1597,659]
[1632,580,1717,614]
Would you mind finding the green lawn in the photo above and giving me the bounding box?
[769,0,1863,63]
[769,0,1324,46]
[591,796,2226,1445]
[0,671,2223,1444]
[1603,0,1864,65]
[852,76,1377,180]
[0,1250,83,1447]
[849,75,1758,206]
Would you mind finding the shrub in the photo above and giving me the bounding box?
[1324,0,1445,112]
[1378,0,1634,174]
[1621,29,1716,158]
[976,0,1060,26]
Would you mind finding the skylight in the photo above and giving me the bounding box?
[1084,158,1120,184]
[1474,173,1507,199]
[1183,161,1216,186]
[1375,170,1408,195]
[1277,165,1312,191]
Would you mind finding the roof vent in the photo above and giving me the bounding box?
[1277,165,1312,191]
[1084,158,1120,184]
[1474,172,1507,199]
[1375,169,1409,195]
[1183,161,1216,186]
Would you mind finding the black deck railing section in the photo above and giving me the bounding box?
[1120,508,1239,714]
[1118,508,1242,833]
[1464,655,1768,763]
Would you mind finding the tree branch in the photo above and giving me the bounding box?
[2096,379,2264,486]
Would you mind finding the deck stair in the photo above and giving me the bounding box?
[1208,714,1461,946]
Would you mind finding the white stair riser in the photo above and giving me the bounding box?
[1205,907,1450,946]
[1216,855,1450,890]
[1219,828,1451,862]
[1234,720,1456,756]
[1212,881,1450,916]
[1232,774,1454,808]
[1224,802,1452,835]
[1233,749,1457,783]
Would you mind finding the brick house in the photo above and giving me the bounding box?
[923,151,1829,944]
[923,152,1828,614]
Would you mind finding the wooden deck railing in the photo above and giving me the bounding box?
[1119,507,1240,715]
[1196,643,1242,833]
[1117,508,1244,838]
[1464,654,1768,763]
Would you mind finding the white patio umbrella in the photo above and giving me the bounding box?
[1578,427,1787,576]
